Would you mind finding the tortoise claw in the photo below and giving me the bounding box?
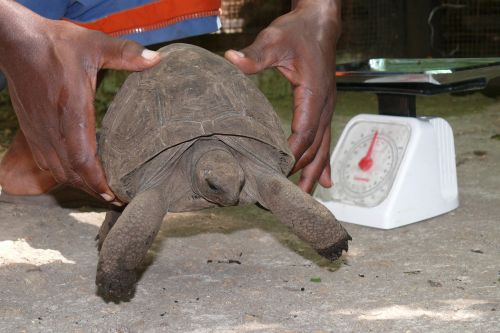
[316,233,352,261]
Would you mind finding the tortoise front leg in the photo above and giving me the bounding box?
[240,158,351,261]
[96,188,166,300]
[256,172,351,260]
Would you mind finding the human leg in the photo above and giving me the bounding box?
[0,131,56,195]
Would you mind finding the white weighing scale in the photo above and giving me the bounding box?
[314,58,500,229]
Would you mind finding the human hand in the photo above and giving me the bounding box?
[225,0,341,193]
[0,2,160,202]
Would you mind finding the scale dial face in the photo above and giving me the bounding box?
[330,120,411,207]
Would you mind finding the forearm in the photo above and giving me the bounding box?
[292,0,341,13]
[0,0,40,68]
[0,1,24,43]
[291,0,342,40]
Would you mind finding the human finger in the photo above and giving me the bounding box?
[297,128,332,193]
[287,81,330,168]
[224,28,283,74]
[290,111,329,174]
[318,161,332,188]
[97,33,161,71]
[58,82,115,202]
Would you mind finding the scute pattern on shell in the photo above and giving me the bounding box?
[99,43,294,201]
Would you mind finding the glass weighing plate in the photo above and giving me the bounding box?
[335,58,500,95]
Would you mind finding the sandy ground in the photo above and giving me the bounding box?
[0,104,499,332]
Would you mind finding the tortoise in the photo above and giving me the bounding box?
[96,43,351,299]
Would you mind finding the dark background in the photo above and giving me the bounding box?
[188,0,500,59]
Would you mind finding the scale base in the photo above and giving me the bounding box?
[318,196,458,230]
[315,115,459,229]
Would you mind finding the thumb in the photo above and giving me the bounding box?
[225,35,278,74]
[98,35,161,71]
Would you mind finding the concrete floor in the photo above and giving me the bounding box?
[1,107,499,332]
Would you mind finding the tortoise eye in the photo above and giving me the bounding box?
[206,179,219,192]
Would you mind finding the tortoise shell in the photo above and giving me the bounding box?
[99,43,294,201]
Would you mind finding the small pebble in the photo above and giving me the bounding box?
[428,280,442,287]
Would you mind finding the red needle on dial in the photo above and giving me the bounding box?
[358,131,379,171]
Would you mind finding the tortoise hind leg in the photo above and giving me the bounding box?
[96,188,166,300]
[96,209,122,251]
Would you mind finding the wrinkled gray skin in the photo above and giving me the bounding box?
[97,44,351,301]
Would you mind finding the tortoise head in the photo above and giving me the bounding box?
[188,139,245,206]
